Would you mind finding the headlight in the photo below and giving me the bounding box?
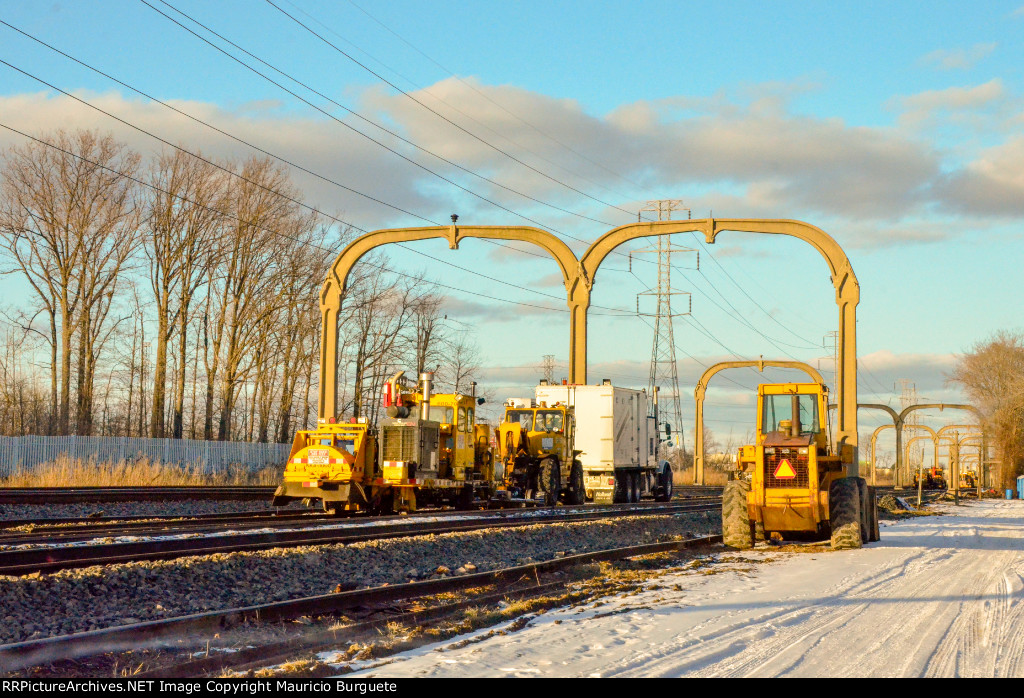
[765,447,775,454]
[798,447,808,455]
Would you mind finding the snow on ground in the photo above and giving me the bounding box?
[344,499,1024,678]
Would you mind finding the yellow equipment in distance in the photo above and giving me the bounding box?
[273,371,493,514]
[725,382,879,550]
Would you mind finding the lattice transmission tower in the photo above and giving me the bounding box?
[540,354,557,384]
[632,200,694,453]
[898,379,922,476]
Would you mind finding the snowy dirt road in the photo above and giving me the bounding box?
[345,499,1024,677]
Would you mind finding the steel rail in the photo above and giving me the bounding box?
[0,534,723,673]
[0,508,323,531]
[0,486,278,504]
[0,496,723,546]
[0,501,721,576]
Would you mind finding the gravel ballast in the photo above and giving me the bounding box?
[0,512,718,644]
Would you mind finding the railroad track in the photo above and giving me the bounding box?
[0,533,723,675]
[0,499,721,576]
[0,485,277,504]
[0,509,334,542]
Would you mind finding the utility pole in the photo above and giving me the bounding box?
[633,199,694,465]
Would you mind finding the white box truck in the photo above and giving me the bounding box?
[535,382,673,504]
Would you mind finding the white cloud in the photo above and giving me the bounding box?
[920,43,997,70]
[896,79,1005,115]
[935,135,1024,215]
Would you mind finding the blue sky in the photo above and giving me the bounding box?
[1,0,1022,453]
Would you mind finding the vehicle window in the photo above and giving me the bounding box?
[505,410,533,430]
[467,408,474,429]
[535,410,563,432]
[428,406,454,424]
[458,407,468,432]
[337,439,355,453]
[763,394,819,434]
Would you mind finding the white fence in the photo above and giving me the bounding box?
[0,435,291,477]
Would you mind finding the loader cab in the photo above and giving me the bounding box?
[756,383,829,453]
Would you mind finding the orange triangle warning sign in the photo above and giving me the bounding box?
[774,459,797,479]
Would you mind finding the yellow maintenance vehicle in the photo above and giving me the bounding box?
[723,382,879,550]
[913,465,947,490]
[273,371,494,514]
[495,396,585,506]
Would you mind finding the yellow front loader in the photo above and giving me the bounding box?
[495,399,585,506]
[723,382,879,550]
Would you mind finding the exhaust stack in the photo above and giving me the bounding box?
[420,372,434,421]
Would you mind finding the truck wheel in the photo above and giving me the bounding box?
[722,479,754,550]
[540,458,560,506]
[655,467,673,501]
[614,472,628,503]
[456,484,474,511]
[371,490,395,516]
[567,460,585,505]
[829,478,863,550]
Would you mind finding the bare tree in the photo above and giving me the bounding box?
[437,328,483,395]
[0,129,140,434]
[143,148,225,438]
[951,330,1024,488]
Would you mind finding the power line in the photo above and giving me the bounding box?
[264,0,639,221]
[145,0,619,230]
[0,122,622,319]
[283,0,641,206]
[323,0,650,198]
[0,58,635,319]
[149,0,795,351]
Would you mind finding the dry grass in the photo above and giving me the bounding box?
[674,467,729,486]
[0,454,279,487]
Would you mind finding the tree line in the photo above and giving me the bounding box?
[0,129,481,442]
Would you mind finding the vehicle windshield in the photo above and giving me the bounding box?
[428,406,454,424]
[762,393,819,435]
[505,410,534,430]
[535,410,564,432]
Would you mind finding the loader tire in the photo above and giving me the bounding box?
[722,479,754,550]
[829,478,863,550]
[540,458,560,506]
[566,460,585,505]
[869,486,880,542]
[856,477,870,544]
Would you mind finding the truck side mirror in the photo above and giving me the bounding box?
[477,397,485,405]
